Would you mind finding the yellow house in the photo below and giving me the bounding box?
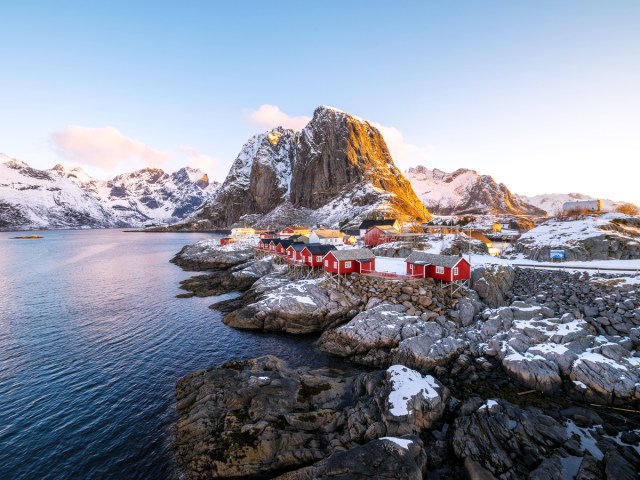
[232,227,256,237]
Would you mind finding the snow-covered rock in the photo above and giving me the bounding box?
[521,192,625,215]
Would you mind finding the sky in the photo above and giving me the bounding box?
[1,1,639,205]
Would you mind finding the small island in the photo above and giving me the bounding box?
[11,235,43,239]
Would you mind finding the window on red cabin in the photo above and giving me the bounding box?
[316,256,322,262]
[333,262,337,268]
[453,267,459,275]
[324,260,328,267]
[436,266,444,274]
[410,264,414,271]
[345,261,352,268]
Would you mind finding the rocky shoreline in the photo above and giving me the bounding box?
[170,240,640,479]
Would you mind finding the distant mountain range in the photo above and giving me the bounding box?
[0,154,219,230]
[0,106,628,230]
[404,165,545,216]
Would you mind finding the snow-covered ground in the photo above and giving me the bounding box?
[518,212,637,247]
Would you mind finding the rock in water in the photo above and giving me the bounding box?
[173,356,447,479]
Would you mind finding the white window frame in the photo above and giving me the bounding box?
[436,266,444,274]
[324,260,329,267]
[345,261,352,268]
[409,264,414,271]
[316,256,322,262]
[333,261,338,268]
[453,267,459,275]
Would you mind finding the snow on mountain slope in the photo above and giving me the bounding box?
[519,193,624,215]
[0,155,119,229]
[0,155,220,230]
[405,165,544,216]
[51,164,220,226]
[195,106,430,228]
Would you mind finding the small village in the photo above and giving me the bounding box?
[221,219,474,288]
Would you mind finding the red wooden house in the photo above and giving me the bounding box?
[364,225,401,247]
[257,238,271,250]
[323,248,376,274]
[300,244,336,267]
[274,239,294,255]
[220,237,235,246]
[285,243,307,262]
[259,231,277,239]
[404,252,471,282]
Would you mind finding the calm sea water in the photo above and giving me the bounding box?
[0,230,341,479]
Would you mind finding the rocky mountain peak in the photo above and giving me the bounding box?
[196,106,430,228]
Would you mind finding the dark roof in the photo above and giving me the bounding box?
[358,219,397,230]
[341,229,360,236]
[404,252,467,268]
[303,244,337,255]
[328,248,375,261]
[274,239,295,248]
[289,243,307,252]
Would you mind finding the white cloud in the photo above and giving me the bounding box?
[51,126,171,170]
[369,121,431,171]
[246,104,311,131]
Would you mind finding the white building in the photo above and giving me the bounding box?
[309,229,346,245]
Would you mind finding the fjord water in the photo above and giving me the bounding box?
[0,230,336,479]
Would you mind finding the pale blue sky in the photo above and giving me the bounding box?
[1,1,639,204]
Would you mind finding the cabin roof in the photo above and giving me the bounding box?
[311,229,344,239]
[328,248,375,261]
[404,252,467,268]
[303,244,337,255]
[358,219,397,230]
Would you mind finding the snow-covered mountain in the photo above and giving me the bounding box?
[194,106,431,228]
[52,164,219,226]
[0,155,119,230]
[0,154,220,230]
[518,193,623,215]
[405,165,544,216]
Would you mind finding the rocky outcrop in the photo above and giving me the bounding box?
[170,240,253,271]
[174,356,446,479]
[451,398,568,479]
[177,257,275,297]
[223,277,362,334]
[195,106,431,228]
[276,436,427,480]
[471,265,516,307]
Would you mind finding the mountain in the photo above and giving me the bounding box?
[518,193,624,215]
[0,154,220,230]
[52,164,220,225]
[405,165,545,216]
[195,106,431,228]
[0,155,119,229]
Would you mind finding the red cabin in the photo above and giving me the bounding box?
[300,245,337,267]
[404,252,471,282]
[364,226,401,247]
[220,237,235,246]
[323,248,376,274]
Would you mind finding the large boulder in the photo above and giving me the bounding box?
[317,304,437,366]
[223,278,361,334]
[471,265,516,307]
